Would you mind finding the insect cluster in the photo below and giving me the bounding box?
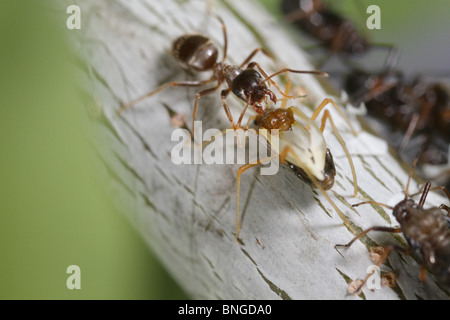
[280,0,450,295]
[118,0,449,298]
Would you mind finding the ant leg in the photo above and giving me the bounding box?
[310,98,357,136]
[283,8,312,23]
[117,78,216,115]
[316,109,358,197]
[335,226,401,249]
[399,113,420,153]
[236,98,251,128]
[191,81,223,139]
[221,88,238,129]
[239,48,275,69]
[211,14,228,62]
[280,145,357,234]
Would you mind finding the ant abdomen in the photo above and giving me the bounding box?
[172,34,219,71]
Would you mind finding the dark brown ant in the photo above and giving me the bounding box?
[336,159,450,293]
[117,15,326,134]
[281,0,383,61]
[344,67,450,189]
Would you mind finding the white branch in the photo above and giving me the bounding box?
[76,0,449,299]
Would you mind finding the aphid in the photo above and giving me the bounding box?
[233,79,359,240]
[280,0,382,62]
[117,15,325,134]
[335,159,450,293]
[345,68,450,189]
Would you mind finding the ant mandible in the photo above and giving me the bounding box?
[336,158,450,293]
[117,15,326,134]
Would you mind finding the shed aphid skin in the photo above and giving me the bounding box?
[335,158,450,294]
[117,15,325,137]
[234,79,359,241]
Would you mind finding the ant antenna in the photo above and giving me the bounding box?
[352,201,394,210]
[261,68,327,99]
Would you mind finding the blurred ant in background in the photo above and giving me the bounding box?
[118,15,324,137]
[344,62,450,190]
[280,0,393,67]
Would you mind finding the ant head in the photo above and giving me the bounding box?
[231,69,277,109]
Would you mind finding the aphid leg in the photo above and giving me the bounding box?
[243,115,257,129]
[352,200,394,210]
[410,184,450,202]
[430,185,450,202]
[404,157,419,199]
[280,77,292,110]
[191,82,225,140]
[235,153,277,242]
[310,98,357,136]
[280,145,357,234]
[117,78,217,116]
[335,226,401,249]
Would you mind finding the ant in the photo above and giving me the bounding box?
[335,158,450,294]
[344,67,450,189]
[117,15,326,136]
[232,79,359,241]
[280,0,393,65]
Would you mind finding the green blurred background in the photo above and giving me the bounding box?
[0,0,448,299]
[0,0,188,299]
